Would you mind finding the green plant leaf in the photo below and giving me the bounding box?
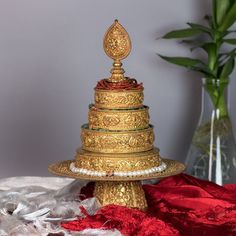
[215,0,231,25]
[179,39,204,51]
[220,48,236,56]
[180,39,195,44]
[220,56,235,78]
[191,66,215,77]
[187,22,213,36]
[218,2,236,31]
[219,48,236,64]
[230,0,236,6]
[213,0,217,27]
[224,38,236,45]
[158,54,215,77]
[180,40,203,49]
[223,30,236,37]
[162,28,202,39]
[202,43,216,54]
[226,30,236,34]
[159,1,236,79]
[202,43,217,70]
[158,54,203,67]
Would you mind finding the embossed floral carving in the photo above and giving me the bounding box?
[95,89,144,109]
[75,148,161,171]
[81,127,154,153]
[88,106,149,131]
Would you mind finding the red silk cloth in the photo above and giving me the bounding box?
[62,174,236,235]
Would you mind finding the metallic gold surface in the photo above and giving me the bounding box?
[88,105,149,131]
[103,19,131,82]
[49,20,186,210]
[48,158,186,181]
[103,19,131,61]
[94,88,144,109]
[81,125,154,153]
[75,148,161,172]
[94,181,147,210]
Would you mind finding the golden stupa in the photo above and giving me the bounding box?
[49,20,185,210]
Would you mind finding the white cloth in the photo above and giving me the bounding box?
[0,176,122,236]
[0,176,73,191]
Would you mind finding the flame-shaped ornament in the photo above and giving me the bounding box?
[103,20,132,82]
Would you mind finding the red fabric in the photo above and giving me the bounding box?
[79,181,94,200]
[144,174,236,236]
[61,174,236,235]
[62,204,179,235]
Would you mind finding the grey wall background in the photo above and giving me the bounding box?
[0,0,235,178]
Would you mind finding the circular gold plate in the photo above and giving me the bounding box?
[94,88,144,109]
[88,105,149,131]
[75,148,161,172]
[48,159,186,181]
[81,125,154,153]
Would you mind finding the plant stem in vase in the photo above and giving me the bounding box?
[158,0,236,183]
[186,78,236,184]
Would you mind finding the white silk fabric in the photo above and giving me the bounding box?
[0,176,122,236]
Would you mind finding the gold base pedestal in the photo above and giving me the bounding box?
[94,181,147,210]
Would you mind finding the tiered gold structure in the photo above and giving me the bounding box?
[49,20,185,210]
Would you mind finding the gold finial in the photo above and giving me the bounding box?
[103,19,131,82]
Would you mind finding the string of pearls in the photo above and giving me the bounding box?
[70,162,167,177]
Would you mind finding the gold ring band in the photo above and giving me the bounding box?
[94,89,144,109]
[75,148,161,172]
[88,105,149,131]
[81,125,154,153]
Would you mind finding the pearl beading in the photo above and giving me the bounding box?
[69,162,167,177]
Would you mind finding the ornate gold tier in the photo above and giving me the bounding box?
[94,88,144,109]
[94,181,147,210]
[88,105,149,131]
[75,148,161,172]
[81,125,154,153]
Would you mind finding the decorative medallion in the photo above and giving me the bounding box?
[103,20,132,82]
[103,19,131,61]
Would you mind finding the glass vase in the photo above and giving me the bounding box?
[186,78,236,185]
